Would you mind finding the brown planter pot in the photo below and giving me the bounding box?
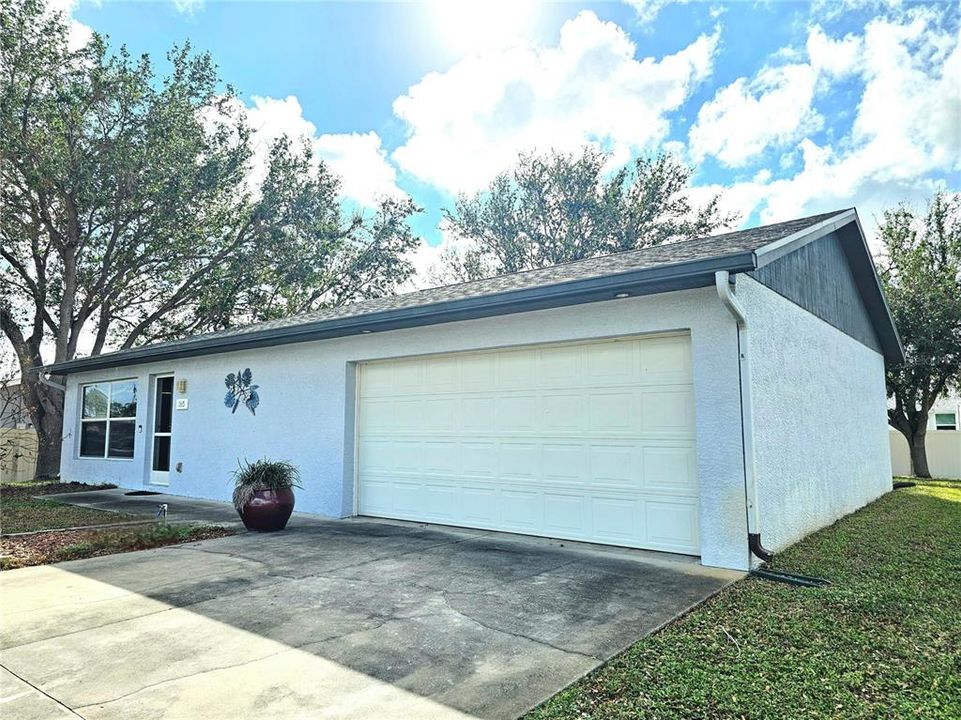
[239,488,295,532]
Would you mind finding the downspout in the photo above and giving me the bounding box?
[37,371,67,393]
[714,271,774,563]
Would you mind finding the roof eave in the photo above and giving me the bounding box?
[43,250,758,376]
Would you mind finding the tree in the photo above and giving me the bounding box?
[433,147,734,283]
[879,192,961,478]
[0,0,421,478]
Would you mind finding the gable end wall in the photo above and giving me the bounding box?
[741,275,891,553]
[749,230,882,353]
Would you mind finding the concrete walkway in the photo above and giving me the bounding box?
[1,517,741,719]
[39,488,249,527]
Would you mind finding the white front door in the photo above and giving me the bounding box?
[149,375,174,486]
[356,333,700,555]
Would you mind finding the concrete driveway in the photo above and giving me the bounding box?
[1,516,740,720]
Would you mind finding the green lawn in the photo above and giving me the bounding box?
[0,497,145,534]
[526,478,961,720]
[1,523,236,569]
[0,481,147,534]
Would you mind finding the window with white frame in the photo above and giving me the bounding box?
[935,412,957,430]
[80,380,137,458]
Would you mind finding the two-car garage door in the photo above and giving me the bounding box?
[356,333,699,555]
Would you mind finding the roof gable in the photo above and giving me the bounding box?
[750,229,882,353]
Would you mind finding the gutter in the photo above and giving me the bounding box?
[44,250,758,375]
[714,270,774,563]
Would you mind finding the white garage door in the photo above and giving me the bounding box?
[356,333,699,554]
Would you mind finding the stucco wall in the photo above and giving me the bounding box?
[741,275,892,552]
[60,286,751,570]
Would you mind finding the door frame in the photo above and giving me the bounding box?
[147,373,174,487]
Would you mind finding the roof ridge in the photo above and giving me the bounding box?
[48,208,854,369]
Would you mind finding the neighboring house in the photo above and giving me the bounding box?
[0,378,38,482]
[890,393,961,479]
[43,209,902,571]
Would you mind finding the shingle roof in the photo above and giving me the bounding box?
[45,209,869,373]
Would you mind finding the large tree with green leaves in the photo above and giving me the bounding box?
[433,147,734,283]
[0,0,420,478]
[879,192,961,478]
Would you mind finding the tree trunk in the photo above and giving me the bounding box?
[907,427,931,479]
[18,372,64,480]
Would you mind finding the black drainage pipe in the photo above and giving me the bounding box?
[751,568,832,588]
[748,532,774,562]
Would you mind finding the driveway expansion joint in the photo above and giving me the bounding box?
[438,590,603,663]
[1,662,87,718]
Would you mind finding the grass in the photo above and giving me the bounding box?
[526,478,961,720]
[1,524,236,570]
[0,480,144,533]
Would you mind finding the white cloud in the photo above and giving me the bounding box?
[686,9,959,247]
[314,132,404,209]
[806,26,862,78]
[392,11,718,194]
[623,0,683,24]
[172,0,204,15]
[689,63,822,168]
[45,0,93,50]
[243,95,403,208]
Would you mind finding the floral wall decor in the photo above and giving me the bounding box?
[224,368,260,415]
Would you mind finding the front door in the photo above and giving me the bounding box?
[150,376,174,486]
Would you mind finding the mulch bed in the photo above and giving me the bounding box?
[0,524,236,570]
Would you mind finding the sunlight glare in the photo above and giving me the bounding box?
[429,0,538,55]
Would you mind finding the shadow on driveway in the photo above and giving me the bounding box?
[1,504,741,719]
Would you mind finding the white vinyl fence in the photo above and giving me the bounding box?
[890,429,961,479]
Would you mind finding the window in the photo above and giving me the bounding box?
[80,380,137,458]
[935,412,957,431]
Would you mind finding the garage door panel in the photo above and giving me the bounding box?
[589,444,640,487]
[498,442,539,479]
[461,442,497,477]
[640,389,695,433]
[643,445,697,493]
[640,336,692,382]
[422,399,457,431]
[539,345,580,385]
[461,397,494,432]
[497,350,535,388]
[425,355,459,389]
[589,392,636,432]
[459,354,496,388]
[542,443,588,482]
[359,400,394,433]
[423,441,458,475]
[462,486,498,522]
[591,496,638,542]
[645,500,699,549]
[500,490,541,529]
[542,394,584,431]
[357,334,699,555]
[358,479,392,514]
[392,481,426,514]
[544,493,587,534]
[586,341,635,383]
[497,395,538,431]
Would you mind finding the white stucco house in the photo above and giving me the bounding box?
[43,209,903,571]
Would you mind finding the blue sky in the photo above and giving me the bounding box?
[62,0,961,272]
